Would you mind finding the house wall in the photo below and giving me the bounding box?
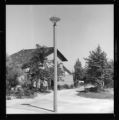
[23,52,73,86]
[47,53,73,84]
[58,74,73,86]
[64,71,70,75]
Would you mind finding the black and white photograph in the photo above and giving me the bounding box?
[6,5,114,114]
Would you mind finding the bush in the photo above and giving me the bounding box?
[70,84,74,89]
[24,90,35,98]
[87,87,98,92]
[6,89,11,96]
[6,96,11,100]
[63,84,70,89]
[58,84,74,90]
[14,87,24,98]
[84,86,104,93]
[104,79,113,88]
[14,87,36,99]
[15,92,23,99]
[78,90,113,99]
[58,85,63,90]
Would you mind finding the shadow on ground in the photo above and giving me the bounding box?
[76,90,113,99]
[21,103,54,112]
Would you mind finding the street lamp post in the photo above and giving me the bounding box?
[50,16,60,112]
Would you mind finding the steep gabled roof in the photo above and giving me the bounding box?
[10,47,68,67]
[63,65,72,75]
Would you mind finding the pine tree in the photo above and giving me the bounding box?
[74,59,84,87]
[103,60,114,88]
[84,45,108,90]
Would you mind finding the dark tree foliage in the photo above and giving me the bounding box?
[25,44,65,90]
[6,54,22,95]
[73,59,84,87]
[30,45,47,65]
[84,45,108,90]
[103,60,114,88]
[26,45,47,89]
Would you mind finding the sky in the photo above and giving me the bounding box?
[6,5,114,71]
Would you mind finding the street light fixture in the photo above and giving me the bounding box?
[50,16,60,112]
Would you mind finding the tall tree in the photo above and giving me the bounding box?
[25,44,65,90]
[84,45,108,90]
[74,59,84,87]
[102,60,114,88]
[6,54,22,95]
[21,44,47,89]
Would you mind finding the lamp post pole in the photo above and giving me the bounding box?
[50,17,60,112]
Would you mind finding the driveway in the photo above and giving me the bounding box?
[6,88,113,114]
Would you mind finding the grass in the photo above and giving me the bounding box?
[77,89,113,99]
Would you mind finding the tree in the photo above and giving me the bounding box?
[26,44,47,89]
[73,59,84,87]
[35,62,65,90]
[102,60,114,88]
[84,45,108,91]
[24,44,65,90]
[6,54,22,95]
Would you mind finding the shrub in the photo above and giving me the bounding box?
[57,85,63,90]
[63,84,69,89]
[84,86,104,93]
[14,87,36,99]
[70,84,74,89]
[88,87,98,92]
[58,84,74,90]
[104,80,113,88]
[24,90,35,98]
[6,96,11,100]
[58,85,61,90]
[15,92,23,99]
[22,86,36,97]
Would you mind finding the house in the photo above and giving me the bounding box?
[10,47,73,86]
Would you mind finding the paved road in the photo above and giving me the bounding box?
[6,88,113,114]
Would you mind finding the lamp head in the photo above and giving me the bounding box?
[50,16,60,24]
